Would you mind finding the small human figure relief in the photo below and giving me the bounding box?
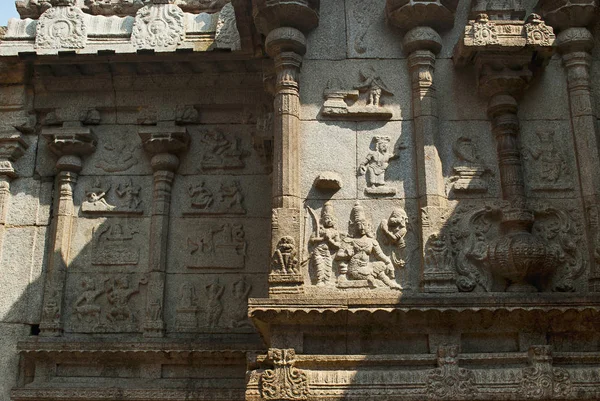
[321,68,393,119]
[131,1,185,50]
[95,139,140,173]
[82,179,115,212]
[92,221,140,267]
[43,290,61,324]
[523,130,572,191]
[229,278,252,328]
[184,180,246,215]
[175,282,199,330]
[82,178,144,215]
[115,179,143,212]
[199,130,248,170]
[271,236,299,275]
[335,202,402,290]
[422,233,456,292]
[70,275,147,333]
[358,136,403,196]
[307,202,342,286]
[203,280,225,329]
[73,277,103,326]
[449,136,492,194]
[187,223,247,268]
[379,208,409,268]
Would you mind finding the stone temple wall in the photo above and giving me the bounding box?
[1,0,600,400]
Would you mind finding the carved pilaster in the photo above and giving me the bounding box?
[40,124,97,337]
[260,348,310,400]
[139,123,189,337]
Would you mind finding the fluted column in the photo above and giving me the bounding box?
[139,123,189,337]
[39,124,96,336]
[252,0,319,295]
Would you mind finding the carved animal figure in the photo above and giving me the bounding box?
[272,236,299,274]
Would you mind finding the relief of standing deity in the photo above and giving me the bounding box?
[307,202,342,286]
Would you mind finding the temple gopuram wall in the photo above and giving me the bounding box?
[1,0,600,400]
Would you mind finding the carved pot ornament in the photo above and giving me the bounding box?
[132,3,185,50]
[35,6,87,49]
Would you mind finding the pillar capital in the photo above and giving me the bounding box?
[386,0,458,32]
[138,123,190,172]
[0,128,29,179]
[536,0,598,32]
[252,0,320,36]
[42,123,97,172]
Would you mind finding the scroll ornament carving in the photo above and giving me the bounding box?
[307,202,342,286]
[426,345,477,399]
[335,202,402,290]
[35,6,87,49]
[471,14,499,46]
[520,346,572,399]
[261,349,310,401]
[525,14,555,47]
[131,3,185,50]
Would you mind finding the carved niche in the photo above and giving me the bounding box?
[35,5,87,49]
[322,68,394,119]
[186,223,247,269]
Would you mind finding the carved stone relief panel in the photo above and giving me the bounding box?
[167,217,270,273]
[65,272,148,333]
[73,176,152,216]
[357,122,415,199]
[300,60,412,121]
[345,0,404,58]
[35,5,87,50]
[165,273,266,333]
[304,199,420,291]
[69,217,149,273]
[131,2,185,51]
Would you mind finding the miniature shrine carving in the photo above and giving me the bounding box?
[423,234,456,292]
[186,223,247,268]
[335,202,402,290]
[184,180,246,215]
[322,68,393,119]
[175,282,199,330]
[307,202,342,286]
[35,5,87,49]
[450,136,492,194]
[199,130,248,170]
[92,221,140,267]
[359,136,403,196]
[82,178,143,215]
[523,130,572,191]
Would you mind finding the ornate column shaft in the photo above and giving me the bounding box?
[39,124,96,336]
[139,124,189,337]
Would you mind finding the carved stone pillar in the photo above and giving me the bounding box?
[39,124,97,336]
[386,1,458,293]
[139,123,189,337]
[536,0,600,291]
[253,0,319,295]
[454,12,559,292]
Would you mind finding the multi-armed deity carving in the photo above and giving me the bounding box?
[523,130,572,191]
[322,67,393,119]
[359,136,404,196]
[336,202,402,290]
[307,202,342,286]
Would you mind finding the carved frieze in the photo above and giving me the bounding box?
[186,222,247,269]
[131,2,185,50]
[35,5,87,49]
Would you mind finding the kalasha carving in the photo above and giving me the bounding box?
[184,180,246,215]
[92,221,140,267]
[81,178,143,215]
[322,68,393,119]
[520,346,572,399]
[260,348,310,401]
[449,136,492,194]
[358,136,404,196]
[335,202,402,290]
[95,139,140,173]
[426,345,477,399]
[35,6,87,49]
[449,202,586,292]
[70,275,147,333]
[523,130,572,191]
[131,2,185,50]
[199,130,248,170]
[187,223,247,269]
[307,202,342,286]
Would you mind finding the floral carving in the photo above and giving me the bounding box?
[525,14,555,46]
[131,3,185,50]
[426,345,477,399]
[520,346,572,399]
[261,348,309,400]
[35,6,87,49]
[471,13,499,46]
